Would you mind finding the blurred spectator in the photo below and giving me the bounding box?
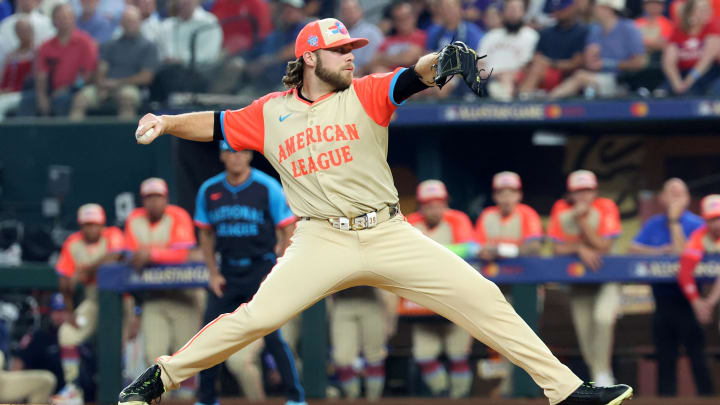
[627,179,713,397]
[54,204,124,405]
[0,0,56,54]
[70,5,157,119]
[426,0,484,51]
[244,0,308,92]
[462,0,491,27]
[69,0,125,22]
[549,170,622,387]
[549,0,646,98]
[661,0,720,96]
[404,180,477,399]
[369,1,426,71]
[526,0,555,29]
[156,0,222,68]
[482,2,502,31]
[0,0,12,22]
[634,0,674,53]
[124,178,202,383]
[0,18,35,120]
[210,0,272,55]
[476,172,543,260]
[479,0,537,101]
[518,0,588,98]
[17,3,98,117]
[340,0,384,74]
[76,0,115,43]
[11,293,68,392]
[669,0,720,25]
[115,0,163,45]
[409,0,434,30]
[151,0,222,101]
[0,352,57,404]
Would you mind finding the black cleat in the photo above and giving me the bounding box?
[559,382,633,405]
[118,365,165,405]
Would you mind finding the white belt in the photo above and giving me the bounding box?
[304,204,400,231]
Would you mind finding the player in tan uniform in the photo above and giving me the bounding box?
[120,18,633,405]
[475,171,543,394]
[549,170,622,388]
[124,178,202,395]
[53,203,124,405]
[404,180,476,398]
[0,351,56,404]
[329,287,390,400]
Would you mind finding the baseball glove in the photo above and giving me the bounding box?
[433,41,492,96]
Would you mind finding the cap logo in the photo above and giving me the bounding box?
[308,35,319,46]
[329,21,348,35]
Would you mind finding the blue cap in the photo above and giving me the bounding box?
[50,293,66,311]
[219,140,235,152]
[545,0,573,13]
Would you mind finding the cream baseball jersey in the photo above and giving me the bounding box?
[221,68,406,219]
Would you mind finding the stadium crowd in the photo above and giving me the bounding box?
[2,162,720,404]
[0,0,719,118]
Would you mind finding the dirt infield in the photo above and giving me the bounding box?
[161,397,719,405]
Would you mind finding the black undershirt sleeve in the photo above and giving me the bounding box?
[392,66,431,104]
[213,111,223,141]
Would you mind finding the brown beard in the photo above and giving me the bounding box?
[316,55,352,91]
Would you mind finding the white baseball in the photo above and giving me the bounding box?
[135,127,155,144]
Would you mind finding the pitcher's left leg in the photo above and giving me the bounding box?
[362,218,582,404]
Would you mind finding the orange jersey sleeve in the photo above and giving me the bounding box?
[475,213,487,244]
[103,226,125,251]
[683,226,707,260]
[518,204,543,240]
[595,198,622,238]
[56,232,82,278]
[677,227,708,301]
[405,212,424,226]
[548,199,571,242]
[222,91,286,152]
[352,68,404,127]
[443,209,476,243]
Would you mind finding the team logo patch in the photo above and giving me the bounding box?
[328,21,348,35]
[210,192,223,201]
[307,35,319,46]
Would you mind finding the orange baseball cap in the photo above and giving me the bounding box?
[140,177,168,197]
[567,170,598,191]
[295,18,369,58]
[492,171,522,190]
[78,203,106,225]
[417,180,448,203]
[701,194,720,220]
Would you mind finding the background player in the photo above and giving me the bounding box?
[120,18,633,405]
[673,194,720,396]
[404,180,477,398]
[329,286,391,400]
[549,170,622,387]
[194,140,305,405]
[474,171,543,395]
[125,178,202,397]
[54,204,124,405]
[476,171,543,260]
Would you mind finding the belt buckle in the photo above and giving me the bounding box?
[331,217,351,231]
[352,215,367,230]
